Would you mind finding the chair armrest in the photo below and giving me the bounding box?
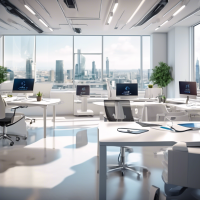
[156,113,165,121]
[11,106,20,116]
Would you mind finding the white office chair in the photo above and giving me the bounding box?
[158,142,200,199]
[143,104,188,122]
[0,81,13,92]
[0,95,27,146]
[144,88,162,98]
[33,82,53,98]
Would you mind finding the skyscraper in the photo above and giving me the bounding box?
[106,57,109,77]
[26,58,33,79]
[50,70,55,82]
[67,69,73,80]
[196,58,199,84]
[7,69,14,80]
[55,60,64,83]
[92,61,96,80]
[76,49,85,79]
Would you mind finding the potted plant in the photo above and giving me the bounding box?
[0,66,8,89]
[150,62,173,97]
[162,95,166,103]
[36,91,42,101]
[148,84,153,88]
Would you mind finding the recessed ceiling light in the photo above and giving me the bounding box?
[160,20,168,26]
[24,5,36,15]
[173,5,186,16]
[39,19,48,27]
[49,28,53,31]
[155,27,159,31]
[107,12,113,24]
[126,0,145,24]
[112,0,118,14]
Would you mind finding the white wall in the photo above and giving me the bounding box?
[167,27,190,98]
[151,33,167,69]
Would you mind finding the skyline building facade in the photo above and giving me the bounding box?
[106,57,109,77]
[50,70,55,82]
[26,58,33,79]
[92,61,96,80]
[55,60,64,83]
[75,49,86,79]
[7,69,14,80]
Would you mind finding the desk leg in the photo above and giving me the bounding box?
[53,105,56,127]
[43,107,47,138]
[99,145,107,200]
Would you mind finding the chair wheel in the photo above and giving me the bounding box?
[121,171,124,176]
[23,136,27,140]
[10,142,14,146]
[30,122,32,124]
[16,137,20,141]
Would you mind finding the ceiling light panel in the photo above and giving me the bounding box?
[24,5,35,15]
[39,19,48,27]
[108,12,113,24]
[126,0,145,24]
[112,0,118,13]
[105,0,118,25]
[160,20,168,26]
[173,5,185,16]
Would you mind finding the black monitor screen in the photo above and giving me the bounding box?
[116,83,138,96]
[179,81,197,95]
[76,85,90,96]
[13,79,34,92]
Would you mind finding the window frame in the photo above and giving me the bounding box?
[2,35,151,91]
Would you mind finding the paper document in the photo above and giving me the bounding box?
[171,124,192,132]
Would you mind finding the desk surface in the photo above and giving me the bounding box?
[99,121,200,147]
[4,97,60,106]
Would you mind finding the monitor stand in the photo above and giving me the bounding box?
[76,96,94,116]
[186,96,189,104]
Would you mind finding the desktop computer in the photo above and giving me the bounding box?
[76,85,93,116]
[116,83,138,99]
[179,81,197,103]
[12,78,35,99]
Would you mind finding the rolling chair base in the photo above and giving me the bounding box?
[0,126,27,146]
[108,147,149,177]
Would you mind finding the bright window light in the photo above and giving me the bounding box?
[24,5,36,15]
[126,0,145,24]
[39,19,48,27]
[160,20,168,27]
[49,28,53,31]
[173,5,186,16]
[112,2,118,14]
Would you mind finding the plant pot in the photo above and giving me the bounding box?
[37,96,42,101]
[163,98,166,103]
[158,97,162,103]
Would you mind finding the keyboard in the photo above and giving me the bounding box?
[136,122,162,127]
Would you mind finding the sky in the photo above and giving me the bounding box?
[3,35,150,72]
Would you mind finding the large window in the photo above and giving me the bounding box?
[2,35,150,91]
[103,36,150,90]
[194,24,200,90]
[4,36,35,80]
[36,36,73,89]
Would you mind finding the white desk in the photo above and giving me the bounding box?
[4,97,60,138]
[98,121,200,199]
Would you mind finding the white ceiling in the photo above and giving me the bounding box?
[0,0,200,35]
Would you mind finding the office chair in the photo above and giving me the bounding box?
[104,100,147,177]
[0,95,27,146]
[157,142,200,200]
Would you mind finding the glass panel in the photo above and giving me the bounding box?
[142,36,151,89]
[74,36,102,53]
[194,24,200,90]
[4,36,35,80]
[103,36,141,89]
[36,36,73,89]
[0,36,2,66]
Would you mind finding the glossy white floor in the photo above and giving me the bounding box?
[0,116,172,200]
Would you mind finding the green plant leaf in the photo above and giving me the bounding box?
[149,62,173,88]
[0,66,8,84]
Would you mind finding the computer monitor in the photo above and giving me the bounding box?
[179,81,197,96]
[179,81,197,102]
[76,85,90,96]
[116,83,138,96]
[12,79,35,93]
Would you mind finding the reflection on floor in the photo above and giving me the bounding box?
[0,116,168,200]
